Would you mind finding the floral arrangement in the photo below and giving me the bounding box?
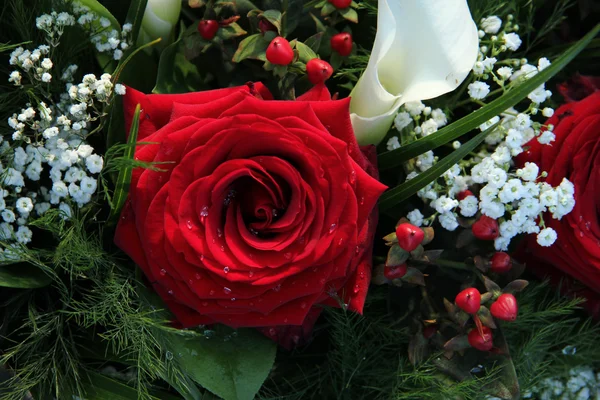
[0,0,599,399]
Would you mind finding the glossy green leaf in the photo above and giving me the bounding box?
[295,41,318,63]
[82,371,179,400]
[169,328,276,400]
[378,23,600,170]
[232,34,269,63]
[0,263,51,289]
[379,123,498,210]
[216,22,248,41]
[339,7,358,23]
[125,0,149,46]
[261,10,282,34]
[107,104,141,223]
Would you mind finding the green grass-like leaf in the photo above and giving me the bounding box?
[377,23,600,171]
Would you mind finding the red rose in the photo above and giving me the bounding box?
[114,83,386,345]
[517,91,600,294]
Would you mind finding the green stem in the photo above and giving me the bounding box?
[281,0,288,37]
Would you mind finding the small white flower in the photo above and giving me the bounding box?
[99,17,111,28]
[499,179,524,203]
[36,14,53,30]
[43,127,59,139]
[80,176,97,194]
[491,145,512,165]
[497,66,513,80]
[430,109,447,127]
[503,32,522,51]
[480,116,500,131]
[404,101,425,116]
[542,107,554,118]
[500,220,519,238]
[439,212,459,231]
[494,236,511,251]
[480,16,502,34]
[122,23,133,33]
[41,58,53,70]
[52,181,69,198]
[537,227,557,247]
[528,84,550,103]
[1,210,15,223]
[433,196,459,214]
[480,199,505,219]
[8,71,22,86]
[516,162,539,181]
[482,57,497,72]
[537,57,551,71]
[452,141,461,149]
[86,154,103,174]
[35,202,51,215]
[113,49,123,60]
[459,195,478,217]
[386,136,400,151]
[407,209,424,227]
[15,226,33,244]
[468,81,490,100]
[488,168,508,188]
[59,202,72,220]
[41,73,52,83]
[539,185,558,209]
[538,130,555,145]
[115,83,126,95]
[16,197,33,214]
[420,119,438,137]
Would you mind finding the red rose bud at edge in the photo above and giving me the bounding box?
[490,293,518,321]
[258,19,277,34]
[306,59,333,85]
[384,264,407,280]
[455,287,481,314]
[472,215,499,240]
[456,190,474,201]
[266,36,294,65]
[197,20,219,40]
[328,0,352,8]
[395,223,424,252]
[490,252,512,274]
[468,326,493,351]
[330,33,353,57]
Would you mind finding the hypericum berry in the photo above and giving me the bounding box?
[258,19,277,34]
[468,326,493,351]
[330,33,353,57]
[197,20,219,40]
[490,252,512,274]
[455,287,481,314]
[457,190,474,201]
[328,0,352,8]
[472,215,499,240]
[266,36,294,65]
[395,223,425,252]
[306,59,333,84]
[490,293,518,321]
[384,264,407,280]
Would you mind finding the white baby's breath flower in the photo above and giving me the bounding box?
[537,227,557,247]
[468,81,490,100]
[407,209,424,227]
[386,136,400,151]
[480,16,502,34]
[439,212,459,231]
[503,32,522,51]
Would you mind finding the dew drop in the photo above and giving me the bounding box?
[355,246,361,255]
[165,351,173,360]
[223,287,232,294]
[292,335,300,344]
[200,254,205,261]
[186,220,193,230]
[231,298,236,302]
[223,266,230,274]
[579,230,584,238]
[319,278,326,284]
[329,223,337,234]
[217,228,223,238]
[272,209,279,218]
[562,345,577,355]
[220,245,225,252]
[359,271,365,279]
[353,285,360,294]
[273,284,281,292]
[300,302,307,309]
[338,237,344,246]
[202,301,208,307]
[304,283,309,288]
[188,279,194,285]
[585,221,591,231]
[268,328,277,336]
[200,206,209,217]
[195,273,202,280]
[284,252,292,260]
[168,290,174,295]
[349,170,357,185]
[249,302,254,306]
[359,196,365,205]
[283,318,289,323]
[159,269,167,276]
[209,290,215,296]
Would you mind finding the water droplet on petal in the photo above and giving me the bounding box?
[188,279,193,285]
[283,318,288,323]
[562,345,577,355]
[200,254,205,261]
[209,290,215,296]
[223,266,230,274]
[168,290,174,295]
[223,287,232,294]
[195,273,202,280]
[272,209,279,217]
[355,246,361,254]
[300,302,307,309]
[353,285,360,294]
[269,328,277,336]
[159,269,167,276]
[585,221,591,230]
[359,271,365,279]
[359,196,365,205]
[284,252,292,260]
[200,206,209,217]
[319,278,326,284]
[329,223,337,234]
[579,230,584,238]
[273,284,281,292]
[220,245,225,252]
[338,237,344,246]
[217,228,223,238]
[202,301,208,307]
[248,271,254,278]
[231,297,236,301]
[349,170,356,185]
[186,220,193,230]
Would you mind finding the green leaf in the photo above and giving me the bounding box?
[154,28,204,94]
[125,0,149,46]
[304,32,324,53]
[378,23,600,170]
[339,7,358,23]
[261,10,282,34]
[169,328,276,400]
[295,41,318,63]
[78,0,120,29]
[386,244,409,267]
[321,3,336,16]
[82,371,180,400]
[379,123,498,211]
[107,104,141,223]
[232,34,269,63]
[216,22,248,41]
[0,263,51,289]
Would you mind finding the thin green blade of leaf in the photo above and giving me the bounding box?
[82,371,179,400]
[125,0,149,47]
[379,123,498,211]
[378,23,600,170]
[107,104,141,223]
[0,263,52,289]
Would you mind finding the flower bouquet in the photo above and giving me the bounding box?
[0,0,599,399]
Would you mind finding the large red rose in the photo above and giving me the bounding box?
[114,83,387,343]
[517,91,600,293]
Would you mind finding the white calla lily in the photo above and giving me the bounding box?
[349,0,479,145]
[139,0,181,49]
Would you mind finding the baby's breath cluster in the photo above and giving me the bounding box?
[388,14,576,251]
[2,7,127,260]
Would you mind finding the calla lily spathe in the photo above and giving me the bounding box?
[349,0,479,145]
[138,0,181,49]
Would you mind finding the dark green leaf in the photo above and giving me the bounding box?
[304,32,324,53]
[295,41,318,63]
[321,3,336,16]
[216,22,247,41]
[78,0,121,72]
[169,328,276,400]
[386,244,409,267]
[261,10,282,33]
[125,0,149,47]
[378,24,600,170]
[232,34,269,63]
[0,263,51,289]
[82,371,179,400]
[107,104,141,223]
[154,29,204,94]
[378,123,498,210]
[339,7,358,23]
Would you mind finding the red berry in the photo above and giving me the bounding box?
[468,326,493,351]
[490,293,518,321]
[423,324,438,339]
[395,223,425,252]
[266,36,294,65]
[197,20,219,40]
[455,287,481,314]
[330,33,353,57]
[306,59,333,85]
[384,264,407,280]
[457,190,474,201]
[472,216,499,240]
[328,0,352,8]
[258,19,277,34]
[490,252,512,274]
